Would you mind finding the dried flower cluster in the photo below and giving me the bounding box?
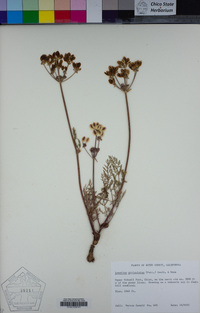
[80,122,106,161]
[89,122,106,138]
[82,136,90,147]
[40,51,81,83]
[105,56,142,92]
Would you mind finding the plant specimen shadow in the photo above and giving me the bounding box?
[40,52,142,262]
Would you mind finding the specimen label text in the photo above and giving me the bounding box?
[111,261,199,313]
[135,0,176,16]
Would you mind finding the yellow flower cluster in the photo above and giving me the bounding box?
[89,122,106,137]
[81,136,90,148]
[82,136,90,143]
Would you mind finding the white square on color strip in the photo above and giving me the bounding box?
[87,0,102,23]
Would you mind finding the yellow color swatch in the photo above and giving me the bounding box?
[39,11,55,23]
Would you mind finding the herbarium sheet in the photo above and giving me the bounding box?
[0,25,200,313]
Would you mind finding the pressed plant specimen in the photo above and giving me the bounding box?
[40,52,142,262]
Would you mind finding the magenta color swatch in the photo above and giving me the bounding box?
[71,10,86,23]
[71,0,86,10]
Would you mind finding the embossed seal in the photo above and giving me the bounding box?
[136,0,148,14]
[1,267,45,311]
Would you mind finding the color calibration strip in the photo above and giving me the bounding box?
[0,0,134,24]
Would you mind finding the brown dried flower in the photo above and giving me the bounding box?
[40,51,81,83]
[64,53,76,64]
[117,57,130,68]
[117,69,130,78]
[104,66,119,77]
[108,78,115,85]
[129,60,142,72]
[105,56,142,92]
[73,62,81,73]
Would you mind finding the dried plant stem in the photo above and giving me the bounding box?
[59,82,96,236]
[60,82,132,263]
[59,83,76,150]
[92,140,96,211]
[87,232,100,262]
[87,91,132,262]
[124,91,131,175]
[101,91,131,230]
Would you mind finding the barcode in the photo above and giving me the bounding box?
[59,299,88,308]
[60,301,88,307]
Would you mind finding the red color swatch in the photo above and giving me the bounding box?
[55,10,70,23]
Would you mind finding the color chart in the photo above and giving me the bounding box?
[0,0,135,24]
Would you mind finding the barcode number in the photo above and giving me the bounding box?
[59,298,88,308]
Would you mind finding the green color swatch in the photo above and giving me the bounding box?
[23,10,39,22]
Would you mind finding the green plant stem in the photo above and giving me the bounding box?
[59,82,96,236]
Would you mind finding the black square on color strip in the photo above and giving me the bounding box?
[177,0,200,15]
[118,10,134,23]
[0,11,7,24]
[102,10,118,23]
